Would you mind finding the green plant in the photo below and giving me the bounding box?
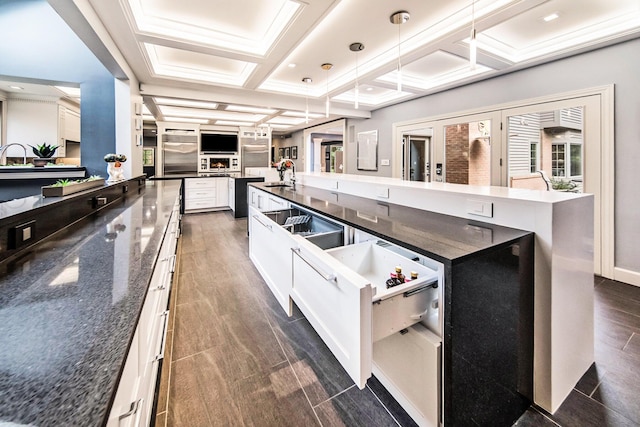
[551,178,578,191]
[30,143,59,158]
[52,179,73,187]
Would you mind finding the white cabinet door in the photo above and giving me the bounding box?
[248,206,295,315]
[248,187,269,211]
[289,234,373,389]
[216,178,229,207]
[228,178,236,211]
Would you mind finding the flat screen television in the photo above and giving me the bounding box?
[200,133,238,153]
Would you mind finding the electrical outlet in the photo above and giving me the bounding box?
[9,220,36,249]
[381,159,390,166]
[466,199,493,218]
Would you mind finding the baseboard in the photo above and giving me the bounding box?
[613,267,640,287]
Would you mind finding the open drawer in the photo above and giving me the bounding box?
[289,236,440,390]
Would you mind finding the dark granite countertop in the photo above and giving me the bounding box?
[0,177,142,222]
[250,182,531,265]
[151,173,263,180]
[0,180,181,426]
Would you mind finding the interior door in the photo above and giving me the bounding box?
[289,234,373,389]
[405,134,431,182]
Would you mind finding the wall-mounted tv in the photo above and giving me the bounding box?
[200,133,238,153]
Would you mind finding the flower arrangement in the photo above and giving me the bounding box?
[104,153,127,166]
[275,158,294,181]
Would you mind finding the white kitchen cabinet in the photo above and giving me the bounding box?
[228,178,235,212]
[248,186,270,211]
[107,199,179,427]
[248,205,295,315]
[216,177,229,208]
[184,178,229,212]
[5,98,81,158]
[249,196,443,426]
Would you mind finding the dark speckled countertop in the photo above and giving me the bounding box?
[0,180,181,426]
[250,182,531,264]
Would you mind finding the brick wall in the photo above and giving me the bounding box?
[445,123,469,184]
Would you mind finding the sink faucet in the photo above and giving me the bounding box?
[286,159,296,190]
[0,143,28,166]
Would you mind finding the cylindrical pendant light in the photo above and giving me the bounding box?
[302,77,312,124]
[390,11,410,92]
[349,42,365,109]
[321,63,333,118]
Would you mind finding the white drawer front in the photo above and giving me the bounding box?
[185,179,215,190]
[185,199,217,210]
[373,324,441,427]
[248,206,295,315]
[290,234,373,389]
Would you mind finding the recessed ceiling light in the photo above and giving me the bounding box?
[366,87,374,92]
[9,85,23,90]
[162,117,210,124]
[288,63,297,68]
[225,105,277,115]
[543,13,559,22]
[215,120,258,127]
[154,97,218,109]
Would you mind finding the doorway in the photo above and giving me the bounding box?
[402,129,432,182]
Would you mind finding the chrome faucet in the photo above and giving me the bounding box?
[0,143,28,166]
[287,159,296,190]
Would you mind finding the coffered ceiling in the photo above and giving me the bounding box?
[85,0,639,133]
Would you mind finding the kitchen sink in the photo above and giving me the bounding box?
[264,182,292,188]
[264,207,343,249]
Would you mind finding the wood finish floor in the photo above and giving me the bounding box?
[155,211,640,427]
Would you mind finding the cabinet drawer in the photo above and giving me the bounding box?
[373,323,441,427]
[185,179,215,190]
[185,188,216,200]
[249,206,295,315]
[290,234,373,389]
[327,242,439,342]
[185,199,217,210]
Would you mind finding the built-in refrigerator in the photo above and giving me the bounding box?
[162,132,198,175]
[240,139,270,173]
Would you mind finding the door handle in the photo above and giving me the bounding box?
[252,215,272,231]
[291,247,336,283]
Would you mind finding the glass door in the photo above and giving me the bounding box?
[402,128,432,182]
[502,94,603,274]
[434,112,502,186]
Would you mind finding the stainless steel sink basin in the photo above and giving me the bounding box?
[264,207,343,249]
[264,183,292,188]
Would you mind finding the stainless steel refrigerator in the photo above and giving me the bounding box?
[162,132,198,175]
[241,139,270,172]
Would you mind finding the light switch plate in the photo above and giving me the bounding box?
[467,199,493,218]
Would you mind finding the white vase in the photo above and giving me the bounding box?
[106,163,124,182]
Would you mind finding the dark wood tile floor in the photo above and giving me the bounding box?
[155,211,640,427]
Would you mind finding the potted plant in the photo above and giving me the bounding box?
[104,153,127,182]
[30,143,59,167]
[41,175,105,197]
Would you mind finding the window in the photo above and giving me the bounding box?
[570,143,582,178]
[551,143,566,177]
[530,142,539,173]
